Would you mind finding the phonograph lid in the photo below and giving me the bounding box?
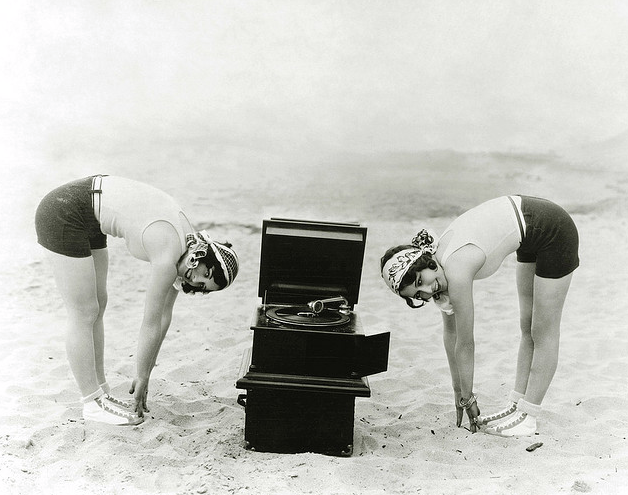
[258,218,367,309]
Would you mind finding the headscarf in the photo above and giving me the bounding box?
[381,229,437,295]
[174,230,239,293]
[381,229,454,315]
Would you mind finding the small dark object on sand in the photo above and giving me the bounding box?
[526,442,543,452]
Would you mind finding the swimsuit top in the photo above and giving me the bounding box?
[97,176,192,261]
[439,195,525,280]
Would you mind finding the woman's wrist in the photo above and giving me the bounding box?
[458,393,477,410]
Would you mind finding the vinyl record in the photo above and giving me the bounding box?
[266,306,350,327]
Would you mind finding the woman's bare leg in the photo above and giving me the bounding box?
[91,248,109,386]
[513,262,535,395]
[523,272,573,404]
[48,251,101,397]
[48,250,141,425]
[485,267,573,436]
[479,263,535,427]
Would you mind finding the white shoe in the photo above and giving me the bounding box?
[479,402,517,426]
[484,399,540,437]
[484,411,536,437]
[83,396,143,426]
[99,382,134,409]
[104,394,134,410]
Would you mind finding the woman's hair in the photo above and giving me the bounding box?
[380,244,437,307]
[181,241,233,294]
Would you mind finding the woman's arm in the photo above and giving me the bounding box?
[130,221,182,414]
[445,244,485,430]
[442,311,460,394]
[444,245,484,398]
[448,277,481,430]
[442,311,466,428]
[150,285,179,370]
[131,262,178,414]
[448,275,475,400]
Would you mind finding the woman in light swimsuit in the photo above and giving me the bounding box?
[380,196,579,437]
[35,175,239,426]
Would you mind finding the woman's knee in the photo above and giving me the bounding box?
[519,312,532,334]
[67,300,101,326]
[529,318,561,351]
[97,292,108,318]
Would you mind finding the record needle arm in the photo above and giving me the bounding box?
[307,296,350,315]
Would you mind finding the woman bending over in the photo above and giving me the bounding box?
[380,196,578,436]
[36,175,239,426]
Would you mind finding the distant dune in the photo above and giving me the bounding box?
[561,130,628,172]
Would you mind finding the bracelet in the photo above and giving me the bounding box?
[458,393,477,410]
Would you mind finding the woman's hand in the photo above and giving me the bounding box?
[465,401,481,432]
[457,393,481,432]
[455,391,464,428]
[129,377,150,417]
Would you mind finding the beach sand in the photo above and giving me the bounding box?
[1,148,627,495]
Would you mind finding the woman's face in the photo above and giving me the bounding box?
[398,264,447,302]
[183,263,221,292]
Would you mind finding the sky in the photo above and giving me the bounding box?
[2,0,628,161]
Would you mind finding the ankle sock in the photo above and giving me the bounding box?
[517,398,542,416]
[81,387,106,403]
[508,390,525,403]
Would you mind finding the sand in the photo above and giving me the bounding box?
[1,152,627,495]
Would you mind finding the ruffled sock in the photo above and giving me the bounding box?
[484,399,540,437]
[479,390,524,426]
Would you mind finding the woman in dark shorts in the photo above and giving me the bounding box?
[380,195,578,437]
[36,176,239,426]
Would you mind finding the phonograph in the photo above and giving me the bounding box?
[236,218,390,456]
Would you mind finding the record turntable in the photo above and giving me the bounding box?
[236,218,390,455]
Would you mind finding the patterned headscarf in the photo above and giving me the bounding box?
[381,229,454,314]
[381,229,437,295]
[174,230,239,293]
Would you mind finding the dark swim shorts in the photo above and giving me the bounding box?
[516,196,579,279]
[35,176,107,258]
